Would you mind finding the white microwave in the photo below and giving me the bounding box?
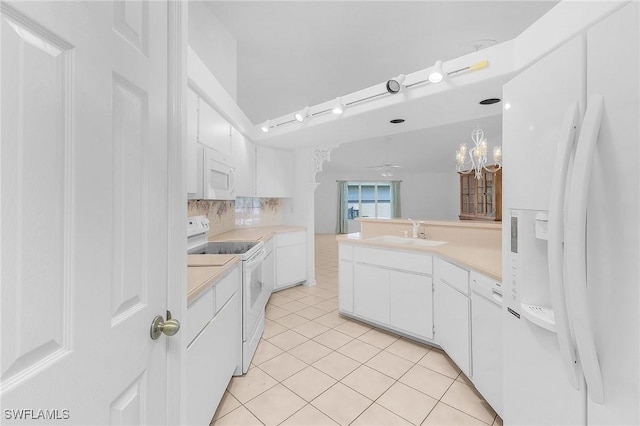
[190,144,235,200]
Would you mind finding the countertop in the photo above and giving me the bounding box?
[209,225,306,242]
[187,258,241,303]
[187,226,306,303]
[336,233,502,281]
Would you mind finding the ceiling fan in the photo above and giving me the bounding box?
[365,139,402,177]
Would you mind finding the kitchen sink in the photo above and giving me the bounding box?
[367,235,447,247]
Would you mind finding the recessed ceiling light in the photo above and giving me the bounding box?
[479,98,501,105]
[390,119,405,124]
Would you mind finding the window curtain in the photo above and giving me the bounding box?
[336,181,349,234]
[390,180,402,218]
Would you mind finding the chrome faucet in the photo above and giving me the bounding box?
[408,218,424,239]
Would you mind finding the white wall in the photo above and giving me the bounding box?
[315,170,459,233]
[189,2,237,101]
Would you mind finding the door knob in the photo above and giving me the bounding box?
[150,310,181,340]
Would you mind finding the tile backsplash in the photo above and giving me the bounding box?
[187,197,282,237]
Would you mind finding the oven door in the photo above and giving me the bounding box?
[242,247,267,339]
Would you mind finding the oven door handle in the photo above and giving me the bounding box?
[246,248,266,268]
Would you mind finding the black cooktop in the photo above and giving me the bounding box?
[188,241,259,255]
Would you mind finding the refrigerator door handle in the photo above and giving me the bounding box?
[565,94,605,404]
[548,101,581,390]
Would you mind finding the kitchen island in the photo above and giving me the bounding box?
[337,218,503,416]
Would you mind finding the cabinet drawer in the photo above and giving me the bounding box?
[215,267,239,313]
[187,293,239,426]
[438,259,470,294]
[187,287,215,345]
[355,246,432,275]
[339,244,354,261]
[277,231,305,247]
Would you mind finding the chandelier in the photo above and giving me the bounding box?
[455,128,502,179]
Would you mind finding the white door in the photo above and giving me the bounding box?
[1,2,172,424]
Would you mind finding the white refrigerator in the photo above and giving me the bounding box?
[501,2,639,425]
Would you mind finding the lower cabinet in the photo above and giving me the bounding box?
[338,244,354,313]
[434,281,471,376]
[390,270,433,340]
[186,266,241,426]
[354,263,390,324]
[343,244,434,342]
[434,259,471,377]
[275,231,306,290]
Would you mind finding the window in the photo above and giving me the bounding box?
[347,182,392,219]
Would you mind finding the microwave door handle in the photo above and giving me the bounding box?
[548,101,581,389]
[566,94,605,404]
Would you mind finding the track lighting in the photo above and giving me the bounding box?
[294,106,310,123]
[427,60,444,84]
[386,74,406,94]
[258,58,490,134]
[332,97,344,115]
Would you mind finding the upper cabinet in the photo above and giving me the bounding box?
[198,97,232,161]
[231,127,255,197]
[255,146,294,198]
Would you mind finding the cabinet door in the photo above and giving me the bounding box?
[255,146,276,197]
[390,271,433,340]
[187,87,199,194]
[231,126,255,197]
[275,149,294,197]
[275,244,306,288]
[199,98,231,158]
[187,292,240,426]
[354,263,389,324]
[339,259,354,313]
[435,281,471,376]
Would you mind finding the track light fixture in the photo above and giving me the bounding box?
[332,97,344,115]
[427,60,444,84]
[386,74,406,94]
[258,58,490,134]
[294,106,310,123]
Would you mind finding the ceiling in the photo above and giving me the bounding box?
[322,114,502,174]
[206,1,558,125]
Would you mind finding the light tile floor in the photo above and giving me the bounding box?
[211,234,503,426]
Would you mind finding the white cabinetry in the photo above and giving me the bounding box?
[354,263,390,324]
[434,258,471,376]
[255,146,276,197]
[186,265,241,426]
[338,244,355,313]
[343,244,434,341]
[198,97,232,158]
[255,146,294,197]
[275,231,306,290]
[390,270,433,339]
[275,149,294,197]
[231,126,255,197]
